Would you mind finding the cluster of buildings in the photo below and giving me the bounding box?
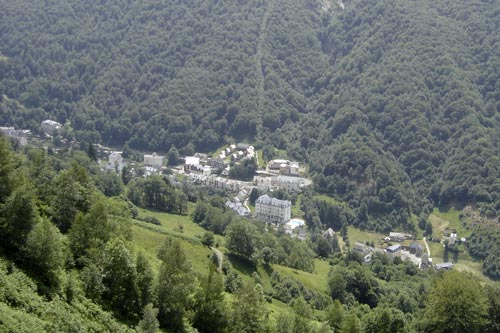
[186,172,245,193]
[225,199,250,216]
[253,174,312,193]
[267,159,300,175]
[0,126,29,145]
[219,143,256,162]
[102,151,126,173]
[184,155,226,176]
[384,232,413,242]
[1,119,63,146]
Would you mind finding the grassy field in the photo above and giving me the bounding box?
[426,207,484,276]
[131,206,332,320]
[430,207,470,238]
[272,259,331,294]
[347,226,386,248]
[291,194,304,218]
[256,149,265,168]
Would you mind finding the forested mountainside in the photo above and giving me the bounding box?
[1,0,500,230]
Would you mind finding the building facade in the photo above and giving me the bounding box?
[144,152,165,169]
[41,120,62,135]
[255,194,291,224]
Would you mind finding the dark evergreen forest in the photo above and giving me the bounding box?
[2,0,499,231]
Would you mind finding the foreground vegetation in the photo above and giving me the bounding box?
[2,137,500,332]
[1,0,500,233]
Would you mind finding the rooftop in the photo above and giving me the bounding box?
[256,194,291,208]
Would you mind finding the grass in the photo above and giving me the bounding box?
[291,194,304,218]
[425,208,484,277]
[256,149,265,168]
[131,223,213,274]
[133,206,331,288]
[347,226,386,248]
[272,259,331,294]
[430,207,471,238]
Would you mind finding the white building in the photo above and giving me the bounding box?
[449,232,457,246]
[185,156,200,166]
[290,162,300,175]
[144,152,165,169]
[106,152,124,172]
[277,175,306,193]
[255,194,291,224]
[269,159,289,170]
[41,120,62,135]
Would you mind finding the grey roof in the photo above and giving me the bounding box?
[386,244,401,252]
[256,194,291,208]
[435,262,453,269]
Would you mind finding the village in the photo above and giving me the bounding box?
[2,121,459,270]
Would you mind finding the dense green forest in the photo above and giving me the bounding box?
[1,0,499,231]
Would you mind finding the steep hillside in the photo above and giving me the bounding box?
[1,0,499,229]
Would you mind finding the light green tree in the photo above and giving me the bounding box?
[156,239,195,332]
[22,217,63,287]
[192,264,228,333]
[229,283,269,333]
[420,270,488,332]
[136,303,159,333]
[136,251,154,309]
[101,238,140,316]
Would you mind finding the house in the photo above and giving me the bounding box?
[323,228,336,238]
[290,162,300,175]
[41,120,62,135]
[434,262,453,271]
[143,152,165,169]
[386,244,401,255]
[449,232,457,246]
[389,232,405,242]
[185,156,200,166]
[269,159,289,170]
[226,200,250,216]
[410,242,423,257]
[255,194,291,224]
[106,152,124,172]
[420,253,430,269]
[236,143,250,151]
[353,242,373,263]
[277,175,306,193]
[253,175,275,191]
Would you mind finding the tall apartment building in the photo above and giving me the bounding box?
[255,194,291,224]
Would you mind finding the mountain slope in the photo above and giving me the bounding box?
[1,0,499,228]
